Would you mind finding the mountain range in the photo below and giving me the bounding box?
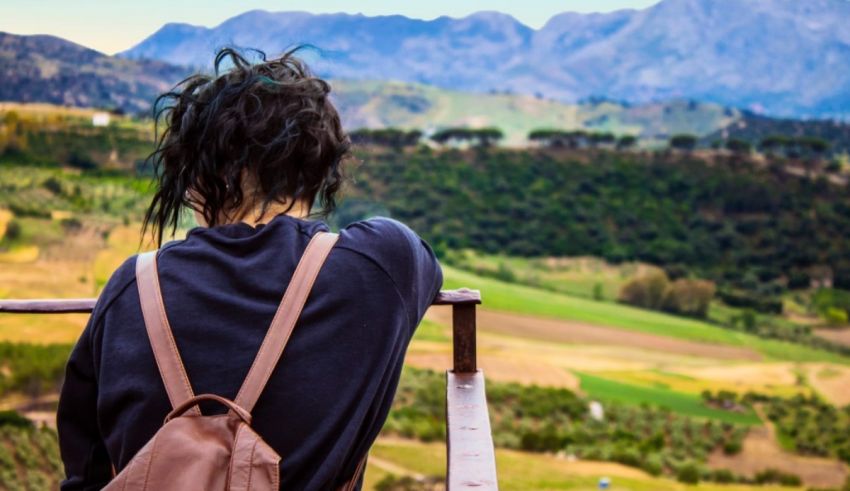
[0,30,744,144]
[0,32,184,114]
[120,0,850,119]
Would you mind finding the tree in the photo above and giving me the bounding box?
[759,135,790,157]
[725,138,752,155]
[350,128,422,148]
[529,129,571,148]
[587,132,616,148]
[616,135,638,150]
[669,134,697,152]
[663,279,716,318]
[474,127,504,147]
[799,136,830,159]
[432,127,503,147]
[619,269,670,310]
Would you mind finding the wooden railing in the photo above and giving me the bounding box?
[0,289,499,489]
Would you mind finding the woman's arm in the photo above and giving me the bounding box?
[57,317,112,490]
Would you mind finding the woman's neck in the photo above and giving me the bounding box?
[193,199,311,228]
[237,200,311,227]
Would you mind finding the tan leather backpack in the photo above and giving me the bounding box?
[105,232,365,491]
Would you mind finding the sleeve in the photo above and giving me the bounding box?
[341,217,443,333]
[57,255,137,490]
[56,315,112,491]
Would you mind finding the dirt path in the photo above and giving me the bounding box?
[709,406,848,488]
[815,327,850,348]
[804,363,850,406]
[367,456,426,481]
[425,307,761,361]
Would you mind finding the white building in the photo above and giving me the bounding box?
[92,112,111,127]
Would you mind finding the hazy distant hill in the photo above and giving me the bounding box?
[0,32,186,114]
[0,31,740,144]
[333,80,739,145]
[121,0,850,119]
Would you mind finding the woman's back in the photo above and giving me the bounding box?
[57,215,442,489]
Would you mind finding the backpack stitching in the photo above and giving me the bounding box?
[246,436,257,490]
[141,433,161,490]
[118,455,132,491]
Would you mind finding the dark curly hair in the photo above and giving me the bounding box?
[142,47,350,246]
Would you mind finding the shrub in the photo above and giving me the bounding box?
[663,278,716,318]
[0,410,33,428]
[42,177,63,195]
[620,271,716,318]
[813,288,850,322]
[3,219,21,242]
[716,288,783,314]
[641,453,664,476]
[722,439,742,455]
[592,282,604,301]
[676,462,701,484]
[619,269,669,310]
[825,307,849,325]
[754,468,801,486]
[494,262,516,283]
[710,469,735,483]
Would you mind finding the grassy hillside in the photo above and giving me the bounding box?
[333,80,739,146]
[442,265,849,364]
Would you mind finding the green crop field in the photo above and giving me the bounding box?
[575,372,762,425]
[442,265,850,364]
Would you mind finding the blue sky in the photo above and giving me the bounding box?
[0,0,660,54]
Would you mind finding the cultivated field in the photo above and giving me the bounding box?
[708,412,848,489]
[364,438,805,491]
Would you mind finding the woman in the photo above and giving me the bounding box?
[57,48,442,490]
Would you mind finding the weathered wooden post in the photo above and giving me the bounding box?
[434,289,498,490]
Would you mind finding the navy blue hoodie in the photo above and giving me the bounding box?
[57,214,443,490]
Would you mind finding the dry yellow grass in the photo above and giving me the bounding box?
[0,102,104,118]
[0,222,185,344]
[0,245,40,263]
[93,225,149,288]
[368,437,803,491]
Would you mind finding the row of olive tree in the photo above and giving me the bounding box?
[349,125,835,160]
[349,127,504,148]
[528,129,637,149]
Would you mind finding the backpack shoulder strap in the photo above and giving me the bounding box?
[339,454,367,491]
[136,251,200,416]
[234,231,339,413]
